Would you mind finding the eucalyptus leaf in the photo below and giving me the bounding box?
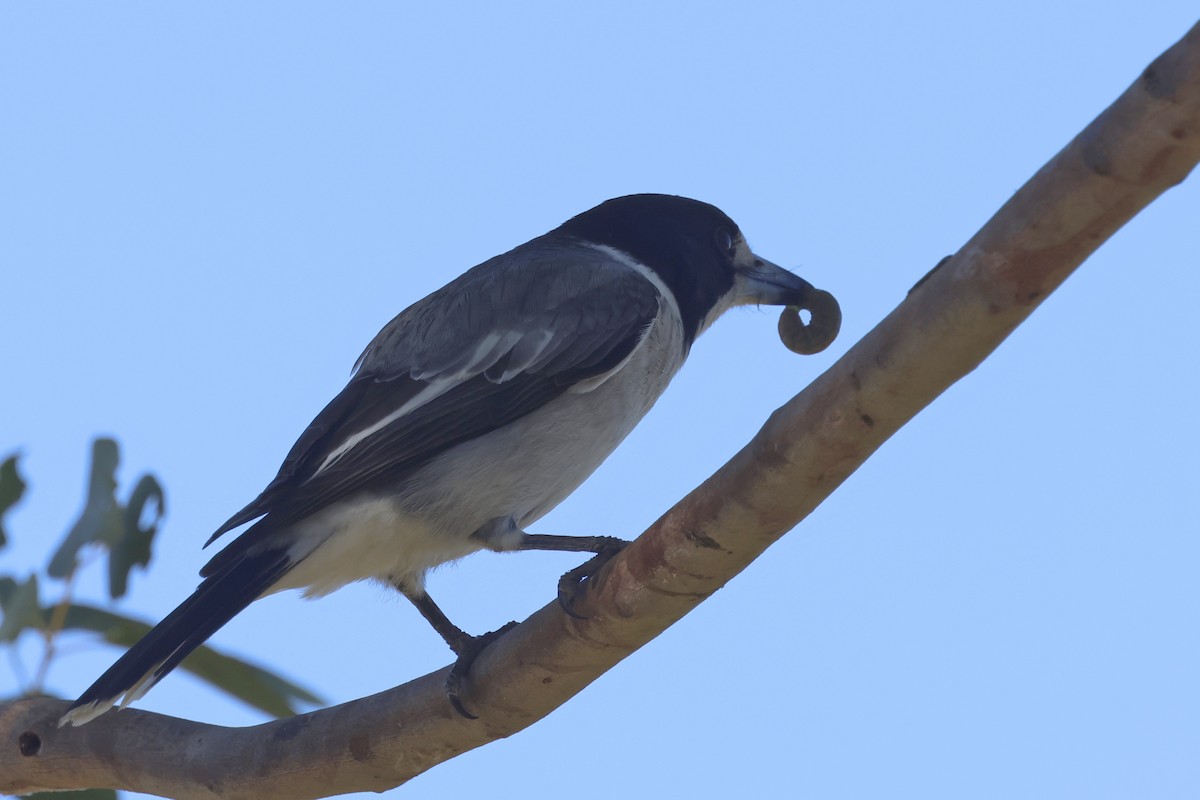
[108,473,166,599]
[165,639,324,717]
[0,573,42,642]
[58,602,322,717]
[0,453,27,549]
[23,788,119,799]
[48,439,122,577]
[55,602,141,635]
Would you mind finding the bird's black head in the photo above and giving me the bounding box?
[557,195,743,341]
[556,194,830,346]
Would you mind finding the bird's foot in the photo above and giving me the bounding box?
[557,539,629,619]
[446,621,518,719]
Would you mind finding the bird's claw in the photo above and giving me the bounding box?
[557,540,629,619]
[446,621,518,719]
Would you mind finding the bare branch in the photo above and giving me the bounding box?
[4,20,1198,800]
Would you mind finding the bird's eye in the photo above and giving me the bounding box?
[715,227,736,257]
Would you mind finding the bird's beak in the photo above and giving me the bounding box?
[735,254,842,355]
[735,254,818,306]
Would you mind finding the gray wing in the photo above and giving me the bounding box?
[201,240,661,576]
[354,238,658,381]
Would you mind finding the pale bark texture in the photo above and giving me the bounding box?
[3,20,1198,800]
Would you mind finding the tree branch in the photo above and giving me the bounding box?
[4,20,1198,800]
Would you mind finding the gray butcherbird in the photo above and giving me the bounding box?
[62,193,840,725]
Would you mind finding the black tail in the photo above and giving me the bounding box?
[59,547,293,726]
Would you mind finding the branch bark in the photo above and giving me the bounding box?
[4,20,1198,800]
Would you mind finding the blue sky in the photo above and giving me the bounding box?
[2,3,1198,798]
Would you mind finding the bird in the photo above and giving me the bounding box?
[60,193,840,726]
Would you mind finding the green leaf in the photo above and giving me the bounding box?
[0,575,18,604]
[0,573,42,642]
[23,789,119,799]
[107,473,166,599]
[55,602,140,635]
[58,602,323,717]
[0,453,27,548]
[166,638,325,718]
[45,438,166,597]
[48,439,122,578]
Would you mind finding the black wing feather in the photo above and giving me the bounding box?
[200,266,660,578]
[206,376,386,543]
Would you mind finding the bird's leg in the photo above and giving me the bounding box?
[520,534,629,618]
[393,580,516,720]
[397,583,472,654]
[472,516,630,619]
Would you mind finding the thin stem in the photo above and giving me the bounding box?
[6,646,28,691]
[31,563,79,693]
